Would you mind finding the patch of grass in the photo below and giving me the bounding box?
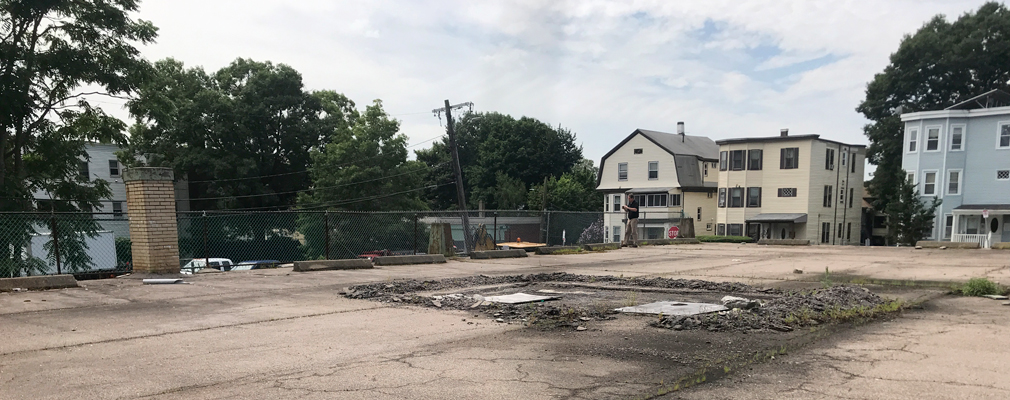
[696,235,755,243]
[821,267,833,288]
[960,277,1003,297]
[549,248,584,255]
[622,291,640,307]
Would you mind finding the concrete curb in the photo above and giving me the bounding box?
[373,254,447,266]
[757,239,811,246]
[636,238,701,246]
[993,242,1010,250]
[917,240,981,249]
[535,246,582,255]
[470,249,529,259]
[582,243,621,251]
[293,259,374,272]
[0,275,79,292]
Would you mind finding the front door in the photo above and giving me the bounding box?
[991,215,1004,245]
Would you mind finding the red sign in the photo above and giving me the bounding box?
[667,226,680,239]
[983,209,990,219]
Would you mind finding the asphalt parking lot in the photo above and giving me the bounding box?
[2,243,1008,399]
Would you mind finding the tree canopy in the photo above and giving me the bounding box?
[415,112,586,210]
[858,2,1010,211]
[124,58,350,211]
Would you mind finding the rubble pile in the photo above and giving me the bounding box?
[652,286,888,333]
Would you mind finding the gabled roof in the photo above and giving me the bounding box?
[944,89,1010,110]
[596,129,719,189]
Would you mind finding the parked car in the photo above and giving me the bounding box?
[232,260,282,271]
[358,250,393,261]
[181,258,234,274]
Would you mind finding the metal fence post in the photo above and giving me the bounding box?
[413,213,418,255]
[493,212,498,246]
[51,214,61,275]
[324,211,331,260]
[202,211,209,268]
[545,211,551,246]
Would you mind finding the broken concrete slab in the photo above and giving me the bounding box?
[614,301,727,316]
[482,292,559,304]
[757,239,810,246]
[470,249,528,259]
[0,275,78,292]
[581,242,620,251]
[917,240,980,249]
[721,295,760,310]
[372,254,447,266]
[142,278,184,285]
[983,294,1009,300]
[292,259,373,272]
[636,238,701,246]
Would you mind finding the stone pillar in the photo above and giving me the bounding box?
[124,167,180,274]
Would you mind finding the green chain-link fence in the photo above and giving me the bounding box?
[0,212,131,279]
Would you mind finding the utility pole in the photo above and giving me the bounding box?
[434,100,474,253]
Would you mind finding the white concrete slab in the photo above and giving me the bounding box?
[614,301,727,316]
[483,293,560,304]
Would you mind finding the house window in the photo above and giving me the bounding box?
[944,215,954,239]
[837,223,843,238]
[729,150,745,171]
[850,153,857,173]
[922,171,937,195]
[613,226,621,243]
[1000,123,1010,148]
[706,223,713,231]
[780,148,799,169]
[727,224,743,237]
[925,127,940,151]
[907,128,918,152]
[825,148,835,170]
[848,187,855,208]
[777,188,797,197]
[839,187,845,205]
[966,216,980,234]
[950,126,964,151]
[707,191,713,198]
[821,222,831,243]
[112,201,124,217]
[717,224,726,236]
[822,185,833,207]
[669,194,682,207]
[109,160,121,177]
[78,161,90,180]
[948,170,961,195]
[873,216,886,229]
[612,195,621,211]
[729,187,744,208]
[719,151,728,171]
[643,194,668,207]
[846,223,852,241]
[907,171,915,184]
[746,187,761,207]
[648,161,658,180]
[634,148,643,154]
[697,207,702,220]
[748,150,762,170]
[718,188,727,207]
[998,170,1010,180]
[605,226,609,241]
[841,151,847,166]
[703,162,709,177]
[618,163,628,181]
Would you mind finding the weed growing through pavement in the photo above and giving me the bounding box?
[821,267,833,288]
[960,277,1004,297]
[623,291,640,307]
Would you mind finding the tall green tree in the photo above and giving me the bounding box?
[416,112,583,210]
[0,0,157,276]
[125,58,349,211]
[858,2,1010,214]
[885,178,942,246]
[527,158,602,211]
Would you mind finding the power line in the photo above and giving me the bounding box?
[185,135,445,184]
[183,162,446,202]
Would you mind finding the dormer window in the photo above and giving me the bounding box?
[633,148,643,154]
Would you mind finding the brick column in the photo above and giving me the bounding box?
[124,167,180,274]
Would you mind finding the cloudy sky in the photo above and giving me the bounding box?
[105,0,993,166]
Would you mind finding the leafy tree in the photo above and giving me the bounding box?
[297,100,429,258]
[527,159,602,211]
[885,178,941,246]
[126,58,350,211]
[416,112,583,210]
[0,0,156,276]
[857,2,1010,214]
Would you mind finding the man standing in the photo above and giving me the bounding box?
[621,193,639,247]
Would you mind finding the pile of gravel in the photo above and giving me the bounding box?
[651,286,888,333]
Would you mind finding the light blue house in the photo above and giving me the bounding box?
[900,89,1010,247]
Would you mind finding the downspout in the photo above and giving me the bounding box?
[832,142,842,245]
[839,145,849,245]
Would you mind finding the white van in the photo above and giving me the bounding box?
[181,258,233,274]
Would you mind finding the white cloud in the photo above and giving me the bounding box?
[120,0,993,164]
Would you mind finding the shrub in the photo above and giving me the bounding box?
[696,235,755,243]
[961,278,1002,297]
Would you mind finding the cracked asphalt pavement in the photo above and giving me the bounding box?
[1,243,1009,399]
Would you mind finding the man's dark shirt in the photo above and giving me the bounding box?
[627,199,639,219]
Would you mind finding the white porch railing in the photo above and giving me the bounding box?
[952,233,989,248]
